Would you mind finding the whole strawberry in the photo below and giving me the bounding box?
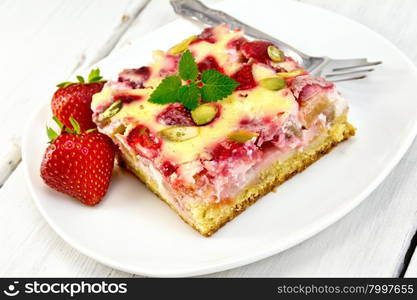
[52,69,105,132]
[40,117,115,206]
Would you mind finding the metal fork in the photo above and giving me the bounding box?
[170,0,382,82]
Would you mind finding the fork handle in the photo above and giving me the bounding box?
[170,0,308,63]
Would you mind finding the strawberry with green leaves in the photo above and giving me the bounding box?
[40,117,115,206]
[52,69,105,132]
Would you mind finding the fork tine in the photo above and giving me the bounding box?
[331,75,367,82]
[325,68,374,79]
[330,58,368,67]
[332,61,382,72]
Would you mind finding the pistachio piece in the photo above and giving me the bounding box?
[259,77,286,91]
[168,35,198,55]
[101,100,122,120]
[160,126,199,142]
[228,130,258,143]
[276,69,305,78]
[191,103,218,125]
[267,45,284,62]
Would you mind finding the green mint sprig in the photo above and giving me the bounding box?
[149,50,238,110]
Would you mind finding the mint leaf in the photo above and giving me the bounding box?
[148,51,238,109]
[179,50,198,81]
[201,69,238,102]
[178,83,200,110]
[149,75,182,104]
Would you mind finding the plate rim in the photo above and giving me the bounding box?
[22,0,417,277]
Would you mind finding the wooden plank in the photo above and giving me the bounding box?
[300,0,417,63]
[114,0,180,51]
[0,0,149,185]
[0,137,20,185]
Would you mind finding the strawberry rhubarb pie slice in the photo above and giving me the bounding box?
[91,25,355,236]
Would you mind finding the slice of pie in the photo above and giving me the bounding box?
[91,25,355,236]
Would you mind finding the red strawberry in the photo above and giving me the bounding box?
[40,118,115,206]
[126,124,162,159]
[52,69,105,132]
[160,160,178,177]
[191,27,216,45]
[231,64,257,90]
[241,40,272,64]
[113,93,143,104]
[227,37,247,51]
[156,103,195,126]
[197,56,224,73]
[118,66,151,89]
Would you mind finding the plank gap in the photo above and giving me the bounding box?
[399,226,417,277]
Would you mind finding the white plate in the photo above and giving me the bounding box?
[22,0,417,277]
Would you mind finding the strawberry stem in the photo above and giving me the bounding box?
[65,128,74,134]
[76,75,85,83]
[88,68,103,83]
[55,68,104,88]
[56,81,74,88]
[69,117,81,134]
[46,126,58,142]
[53,116,64,131]
[85,128,97,134]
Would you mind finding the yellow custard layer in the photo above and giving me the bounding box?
[91,24,302,163]
[189,26,243,75]
[92,86,296,163]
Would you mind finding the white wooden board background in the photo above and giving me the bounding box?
[0,0,416,277]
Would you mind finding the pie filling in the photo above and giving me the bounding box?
[91,25,349,207]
